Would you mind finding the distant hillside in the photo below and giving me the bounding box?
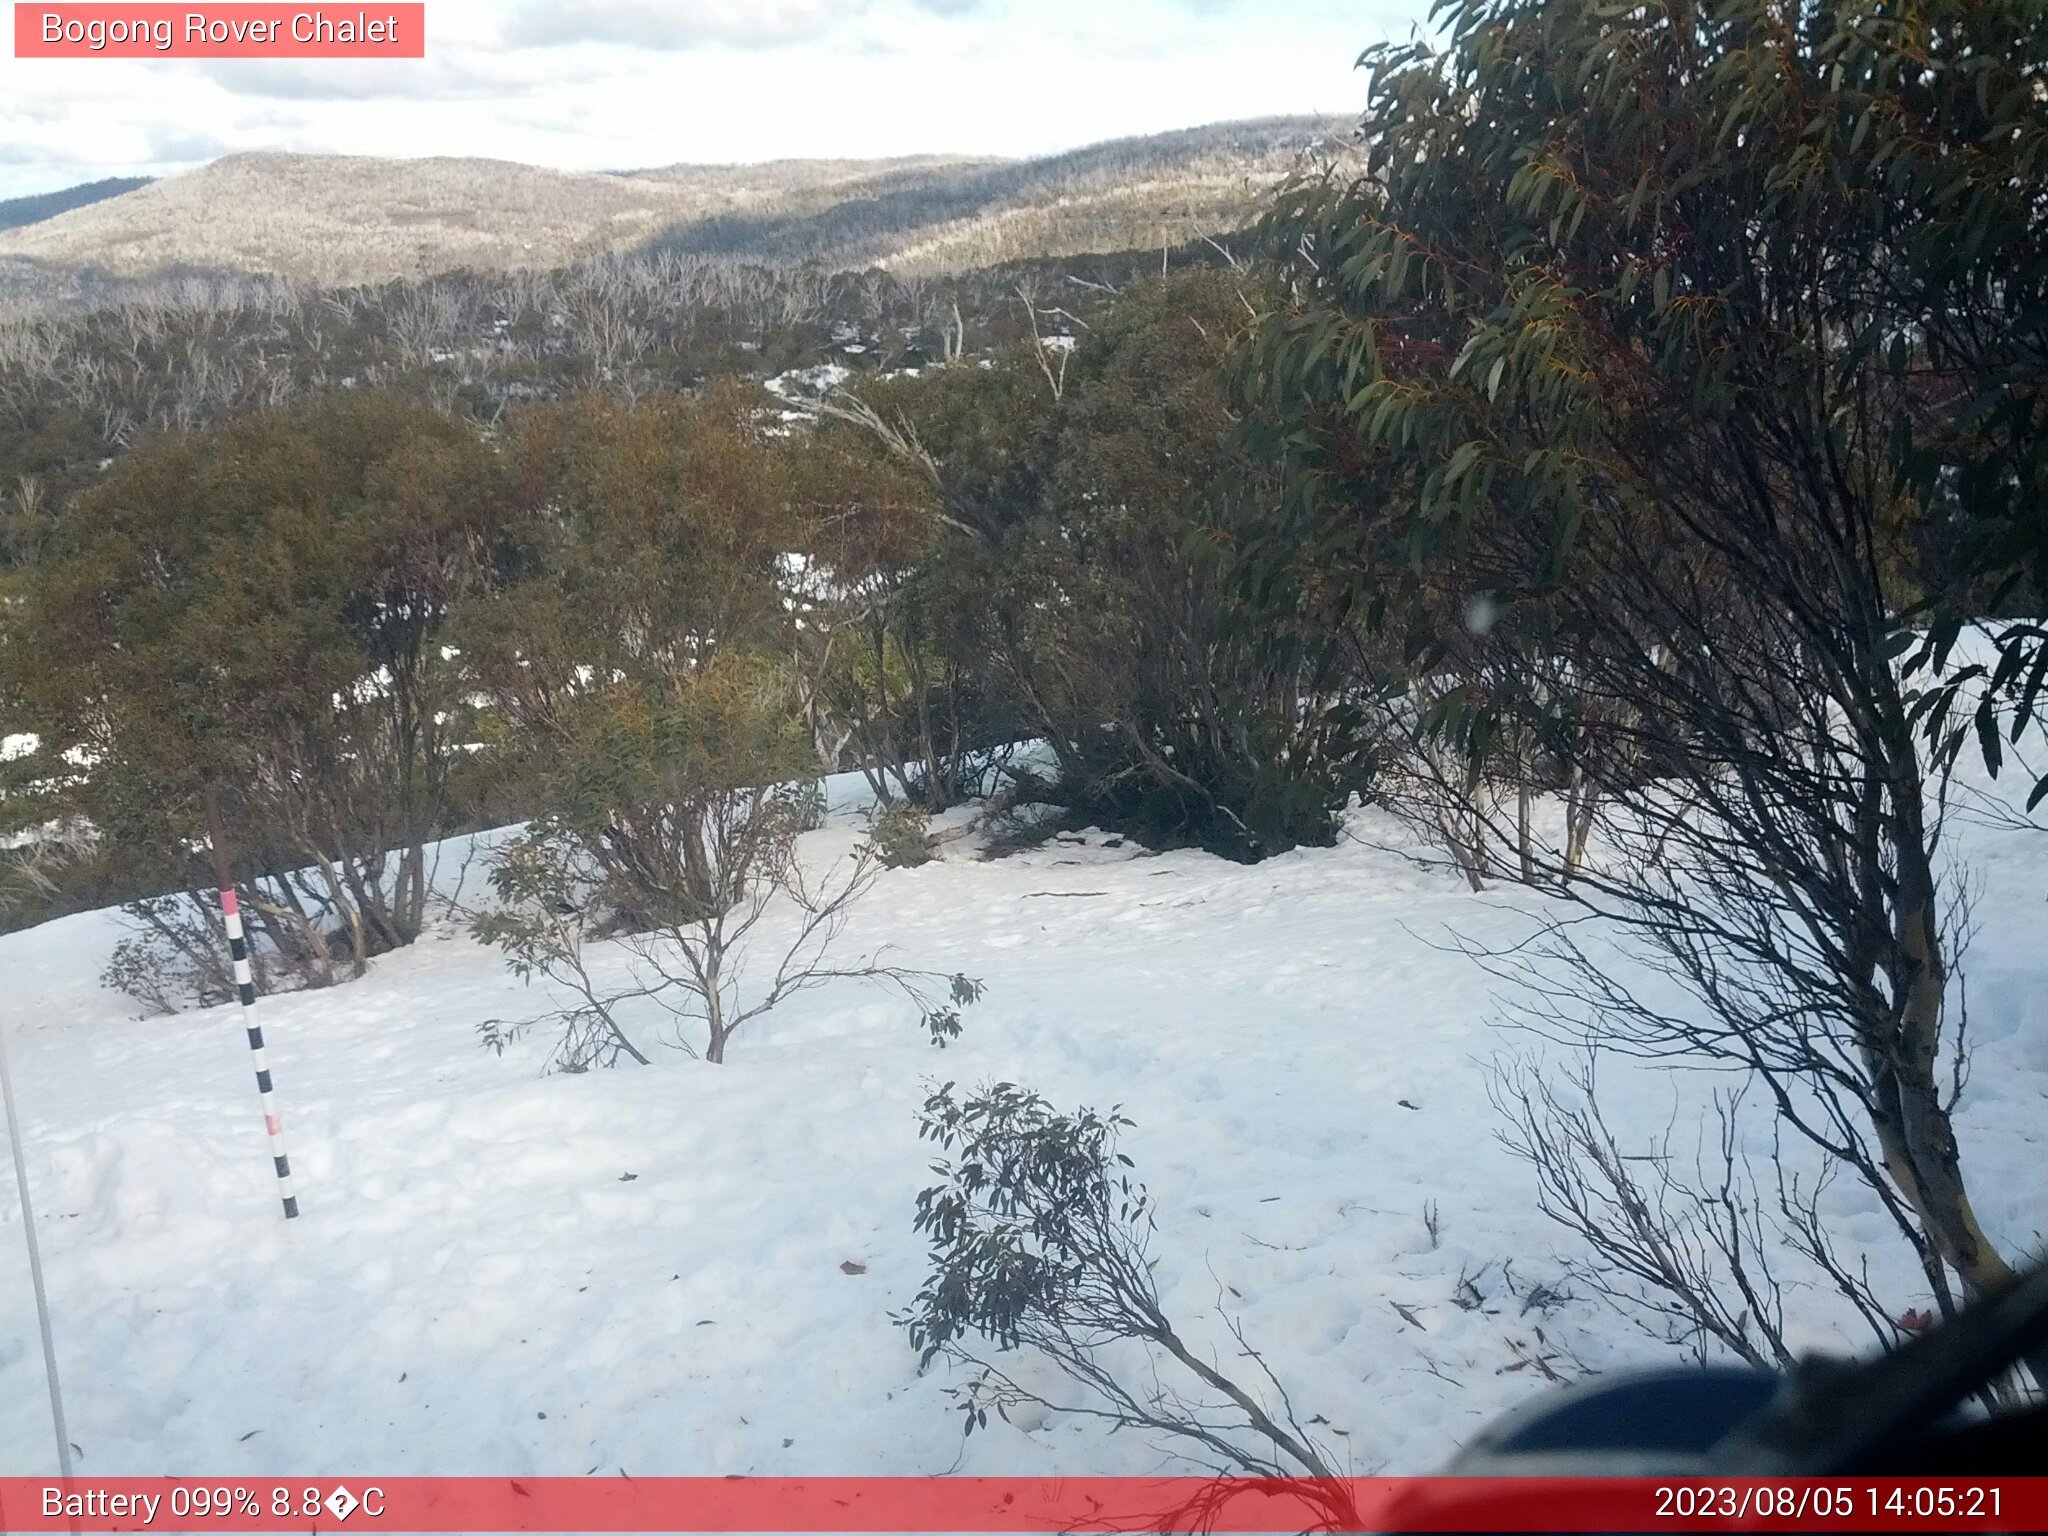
[643,120,1340,273]
[0,177,154,233]
[0,152,873,289]
[0,120,1343,290]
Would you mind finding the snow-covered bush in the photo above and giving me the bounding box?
[864,800,933,869]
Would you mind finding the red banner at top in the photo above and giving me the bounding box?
[13,4,425,57]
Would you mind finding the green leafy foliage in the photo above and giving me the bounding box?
[1240,0,2048,804]
[919,974,986,1047]
[904,1081,1149,1378]
[3,391,510,977]
[1234,0,2048,1340]
[455,388,986,1067]
[865,799,935,870]
[826,269,1381,859]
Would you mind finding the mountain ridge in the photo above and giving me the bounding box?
[0,176,155,233]
[0,119,1341,292]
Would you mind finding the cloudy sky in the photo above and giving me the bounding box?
[0,0,1421,200]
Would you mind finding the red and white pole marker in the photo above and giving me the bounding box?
[204,787,300,1220]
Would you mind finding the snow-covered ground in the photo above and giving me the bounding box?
[1,774,2043,1478]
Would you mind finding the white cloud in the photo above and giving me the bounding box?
[0,0,1403,200]
[200,57,521,100]
[492,0,998,51]
[496,0,855,51]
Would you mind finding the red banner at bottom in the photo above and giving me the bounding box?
[0,1476,2042,1533]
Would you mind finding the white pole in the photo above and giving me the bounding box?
[0,1014,74,1480]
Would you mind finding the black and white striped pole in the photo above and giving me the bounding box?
[204,786,300,1220]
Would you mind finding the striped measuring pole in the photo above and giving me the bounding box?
[204,788,300,1220]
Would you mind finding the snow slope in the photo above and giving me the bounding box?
[1,778,2043,1478]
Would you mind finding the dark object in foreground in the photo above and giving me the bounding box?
[1453,1263,2048,1476]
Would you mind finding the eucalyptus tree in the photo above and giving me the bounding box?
[6,393,509,990]
[1239,0,2048,1364]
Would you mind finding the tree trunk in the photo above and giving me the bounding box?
[1563,772,1597,879]
[1866,675,2046,1391]
[1516,779,1536,886]
[703,949,729,1064]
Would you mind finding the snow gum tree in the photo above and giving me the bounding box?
[1238,0,2048,1377]
[464,389,980,1066]
[3,392,510,994]
[814,270,1381,858]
